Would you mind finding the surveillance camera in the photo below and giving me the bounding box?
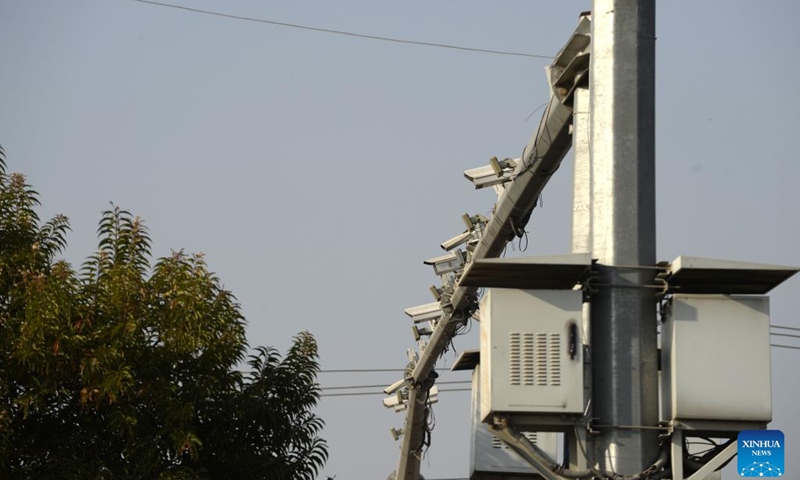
[463,165,507,190]
[463,158,518,190]
[404,302,442,324]
[426,386,440,405]
[440,231,472,251]
[382,390,404,409]
[383,379,407,395]
[425,249,467,275]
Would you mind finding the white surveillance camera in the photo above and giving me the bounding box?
[463,158,518,190]
[383,379,407,395]
[425,250,466,275]
[404,302,442,324]
[440,231,472,251]
[426,386,440,405]
[382,391,404,409]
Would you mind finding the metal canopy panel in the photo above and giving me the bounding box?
[451,349,480,372]
[667,255,799,294]
[457,253,592,290]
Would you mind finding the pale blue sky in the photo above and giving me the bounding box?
[2,1,799,479]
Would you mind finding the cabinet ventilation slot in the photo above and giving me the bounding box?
[492,432,538,449]
[508,332,561,386]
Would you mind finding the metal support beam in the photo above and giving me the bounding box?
[488,422,566,480]
[671,429,684,480]
[684,442,737,480]
[394,391,426,480]
[392,16,592,480]
[566,426,589,472]
[394,79,578,480]
[395,95,574,480]
[589,0,659,475]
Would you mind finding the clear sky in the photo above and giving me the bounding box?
[2,1,799,479]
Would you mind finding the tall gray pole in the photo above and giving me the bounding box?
[569,85,592,472]
[589,0,659,475]
[572,85,592,346]
[571,87,591,257]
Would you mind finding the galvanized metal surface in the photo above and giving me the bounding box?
[469,365,560,479]
[457,253,591,290]
[480,289,585,421]
[569,85,592,474]
[663,295,772,423]
[682,442,736,480]
[589,0,659,474]
[666,255,799,294]
[571,87,591,256]
[487,423,564,480]
[451,349,480,372]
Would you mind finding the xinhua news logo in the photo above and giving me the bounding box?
[738,430,784,477]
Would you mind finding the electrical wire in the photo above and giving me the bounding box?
[321,380,470,391]
[770,332,800,340]
[126,0,554,60]
[319,368,405,373]
[320,388,470,398]
[771,344,800,350]
[772,324,800,332]
[524,101,549,123]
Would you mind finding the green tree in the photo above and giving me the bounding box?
[0,146,327,480]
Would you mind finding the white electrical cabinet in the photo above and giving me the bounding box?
[470,365,558,480]
[661,294,771,424]
[480,289,584,423]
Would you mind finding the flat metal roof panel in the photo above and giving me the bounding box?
[451,349,480,371]
[667,255,799,294]
[457,253,591,290]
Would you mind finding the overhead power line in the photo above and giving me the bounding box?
[321,388,471,398]
[320,368,405,374]
[321,380,470,391]
[771,324,800,332]
[771,332,800,340]
[319,367,469,374]
[126,0,553,60]
[771,344,800,351]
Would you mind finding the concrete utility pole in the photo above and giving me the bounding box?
[589,0,659,475]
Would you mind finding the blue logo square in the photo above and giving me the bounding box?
[738,430,784,477]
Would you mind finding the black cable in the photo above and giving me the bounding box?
[771,344,800,351]
[319,368,405,373]
[772,324,800,332]
[524,101,550,122]
[126,0,554,60]
[320,388,470,398]
[771,332,800,340]
[321,380,470,391]
[519,229,529,252]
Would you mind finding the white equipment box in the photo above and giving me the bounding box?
[480,289,584,423]
[661,294,771,424]
[470,365,558,480]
